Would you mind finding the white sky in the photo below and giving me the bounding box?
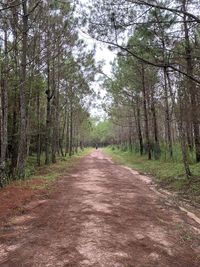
[79,30,115,118]
[77,0,117,119]
[79,30,115,76]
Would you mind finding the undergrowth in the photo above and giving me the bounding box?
[8,148,93,190]
[104,147,200,204]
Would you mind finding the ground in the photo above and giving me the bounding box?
[0,150,200,267]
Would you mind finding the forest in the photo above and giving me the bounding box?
[0,0,97,187]
[1,1,200,266]
[87,0,200,181]
[0,0,200,185]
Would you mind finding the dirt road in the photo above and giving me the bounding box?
[0,150,200,267]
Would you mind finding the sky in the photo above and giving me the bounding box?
[79,30,116,118]
[76,0,116,119]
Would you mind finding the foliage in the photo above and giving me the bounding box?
[89,119,114,146]
[0,0,97,185]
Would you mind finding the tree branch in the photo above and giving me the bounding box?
[130,0,200,23]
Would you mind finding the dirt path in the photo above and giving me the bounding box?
[0,150,200,267]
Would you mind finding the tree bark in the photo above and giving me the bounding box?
[163,67,173,158]
[0,28,8,187]
[45,55,52,165]
[150,85,160,159]
[10,1,19,178]
[141,64,151,160]
[17,0,28,177]
[178,86,192,177]
[69,100,73,157]
[36,87,41,166]
[136,96,143,155]
[182,0,200,162]
[51,59,57,164]
[65,107,70,155]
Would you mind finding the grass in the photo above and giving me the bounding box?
[0,148,93,222]
[104,147,200,204]
[16,148,93,190]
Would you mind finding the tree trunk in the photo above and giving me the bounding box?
[17,0,28,178]
[141,64,151,160]
[150,86,160,159]
[69,101,73,157]
[0,29,8,187]
[183,0,200,162]
[178,86,192,177]
[10,2,19,178]
[45,56,52,165]
[51,60,57,164]
[136,96,143,155]
[60,105,67,157]
[65,108,70,155]
[163,67,173,158]
[36,87,41,166]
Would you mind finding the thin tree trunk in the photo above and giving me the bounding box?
[74,125,78,154]
[36,87,41,166]
[56,55,61,155]
[150,86,160,159]
[141,64,151,160]
[45,55,51,165]
[17,0,28,177]
[10,2,19,178]
[186,123,194,152]
[178,119,192,178]
[178,86,192,177]
[60,106,67,157]
[52,60,57,164]
[136,96,143,155]
[163,67,173,158]
[69,101,73,157]
[0,28,8,187]
[65,108,70,155]
[183,0,200,162]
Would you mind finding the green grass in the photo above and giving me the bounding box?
[104,147,200,203]
[18,148,93,190]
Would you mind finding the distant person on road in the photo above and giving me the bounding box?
[96,144,98,150]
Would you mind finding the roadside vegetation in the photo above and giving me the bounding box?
[24,148,93,189]
[104,146,200,204]
[0,148,92,222]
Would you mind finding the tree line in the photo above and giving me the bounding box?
[0,0,95,186]
[84,0,200,177]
